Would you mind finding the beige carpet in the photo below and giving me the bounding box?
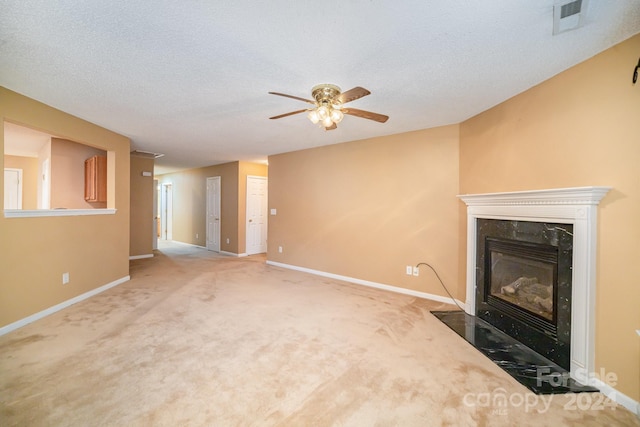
[1,242,638,426]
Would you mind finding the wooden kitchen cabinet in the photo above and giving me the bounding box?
[84,155,107,202]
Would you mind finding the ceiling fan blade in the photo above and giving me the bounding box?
[324,123,337,131]
[337,87,370,104]
[342,108,389,123]
[269,109,308,120]
[268,92,316,105]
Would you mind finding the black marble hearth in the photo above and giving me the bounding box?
[432,310,598,395]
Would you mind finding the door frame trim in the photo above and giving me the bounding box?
[160,182,173,240]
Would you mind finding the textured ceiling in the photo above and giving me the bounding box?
[1,1,639,174]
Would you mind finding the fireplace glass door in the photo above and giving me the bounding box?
[490,251,555,321]
[485,238,558,333]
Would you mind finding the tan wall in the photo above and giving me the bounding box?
[0,86,130,328]
[50,138,107,209]
[267,125,460,296]
[459,34,640,401]
[156,161,267,254]
[130,155,155,257]
[4,155,38,209]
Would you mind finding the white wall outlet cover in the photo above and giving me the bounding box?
[412,266,420,276]
[270,208,277,215]
[406,266,412,275]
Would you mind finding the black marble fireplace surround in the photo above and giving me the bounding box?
[436,188,613,395]
[476,219,573,370]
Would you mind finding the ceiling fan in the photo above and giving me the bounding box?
[269,84,389,130]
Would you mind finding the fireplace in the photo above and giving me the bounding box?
[475,219,573,369]
[458,187,611,380]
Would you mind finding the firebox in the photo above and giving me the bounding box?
[486,238,558,336]
[476,219,573,370]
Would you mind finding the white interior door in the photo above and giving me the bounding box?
[161,183,173,240]
[206,176,221,252]
[4,168,22,209]
[246,176,267,255]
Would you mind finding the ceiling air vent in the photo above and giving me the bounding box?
[553,0,588,35]
[131,150,164,159]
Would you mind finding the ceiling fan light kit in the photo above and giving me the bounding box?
[269,83,388,131]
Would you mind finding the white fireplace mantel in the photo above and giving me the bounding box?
[458,186,611,380]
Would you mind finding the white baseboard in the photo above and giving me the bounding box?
[170,240,207,249]
[129,254,153,260]
[265,260,464,308]
[0,276,130,336]
[591,377,640,416]
[166,241,249,257]
[220,251,248,257]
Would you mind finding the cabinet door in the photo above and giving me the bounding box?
[95,156,107,202]
[84,155,107,202]
[84,157,95,201]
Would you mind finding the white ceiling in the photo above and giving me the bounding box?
[1,1,639,174]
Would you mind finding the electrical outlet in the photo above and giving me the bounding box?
[62,272,69,285]
[413,266,419,277]
[636,329,640,337]
[226,238,230,244]
[278,246,283,253]
[406,266,412,275]
[196,233,199,239]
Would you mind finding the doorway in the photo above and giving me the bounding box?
[246,176,267,255]
[206,176,221,252]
